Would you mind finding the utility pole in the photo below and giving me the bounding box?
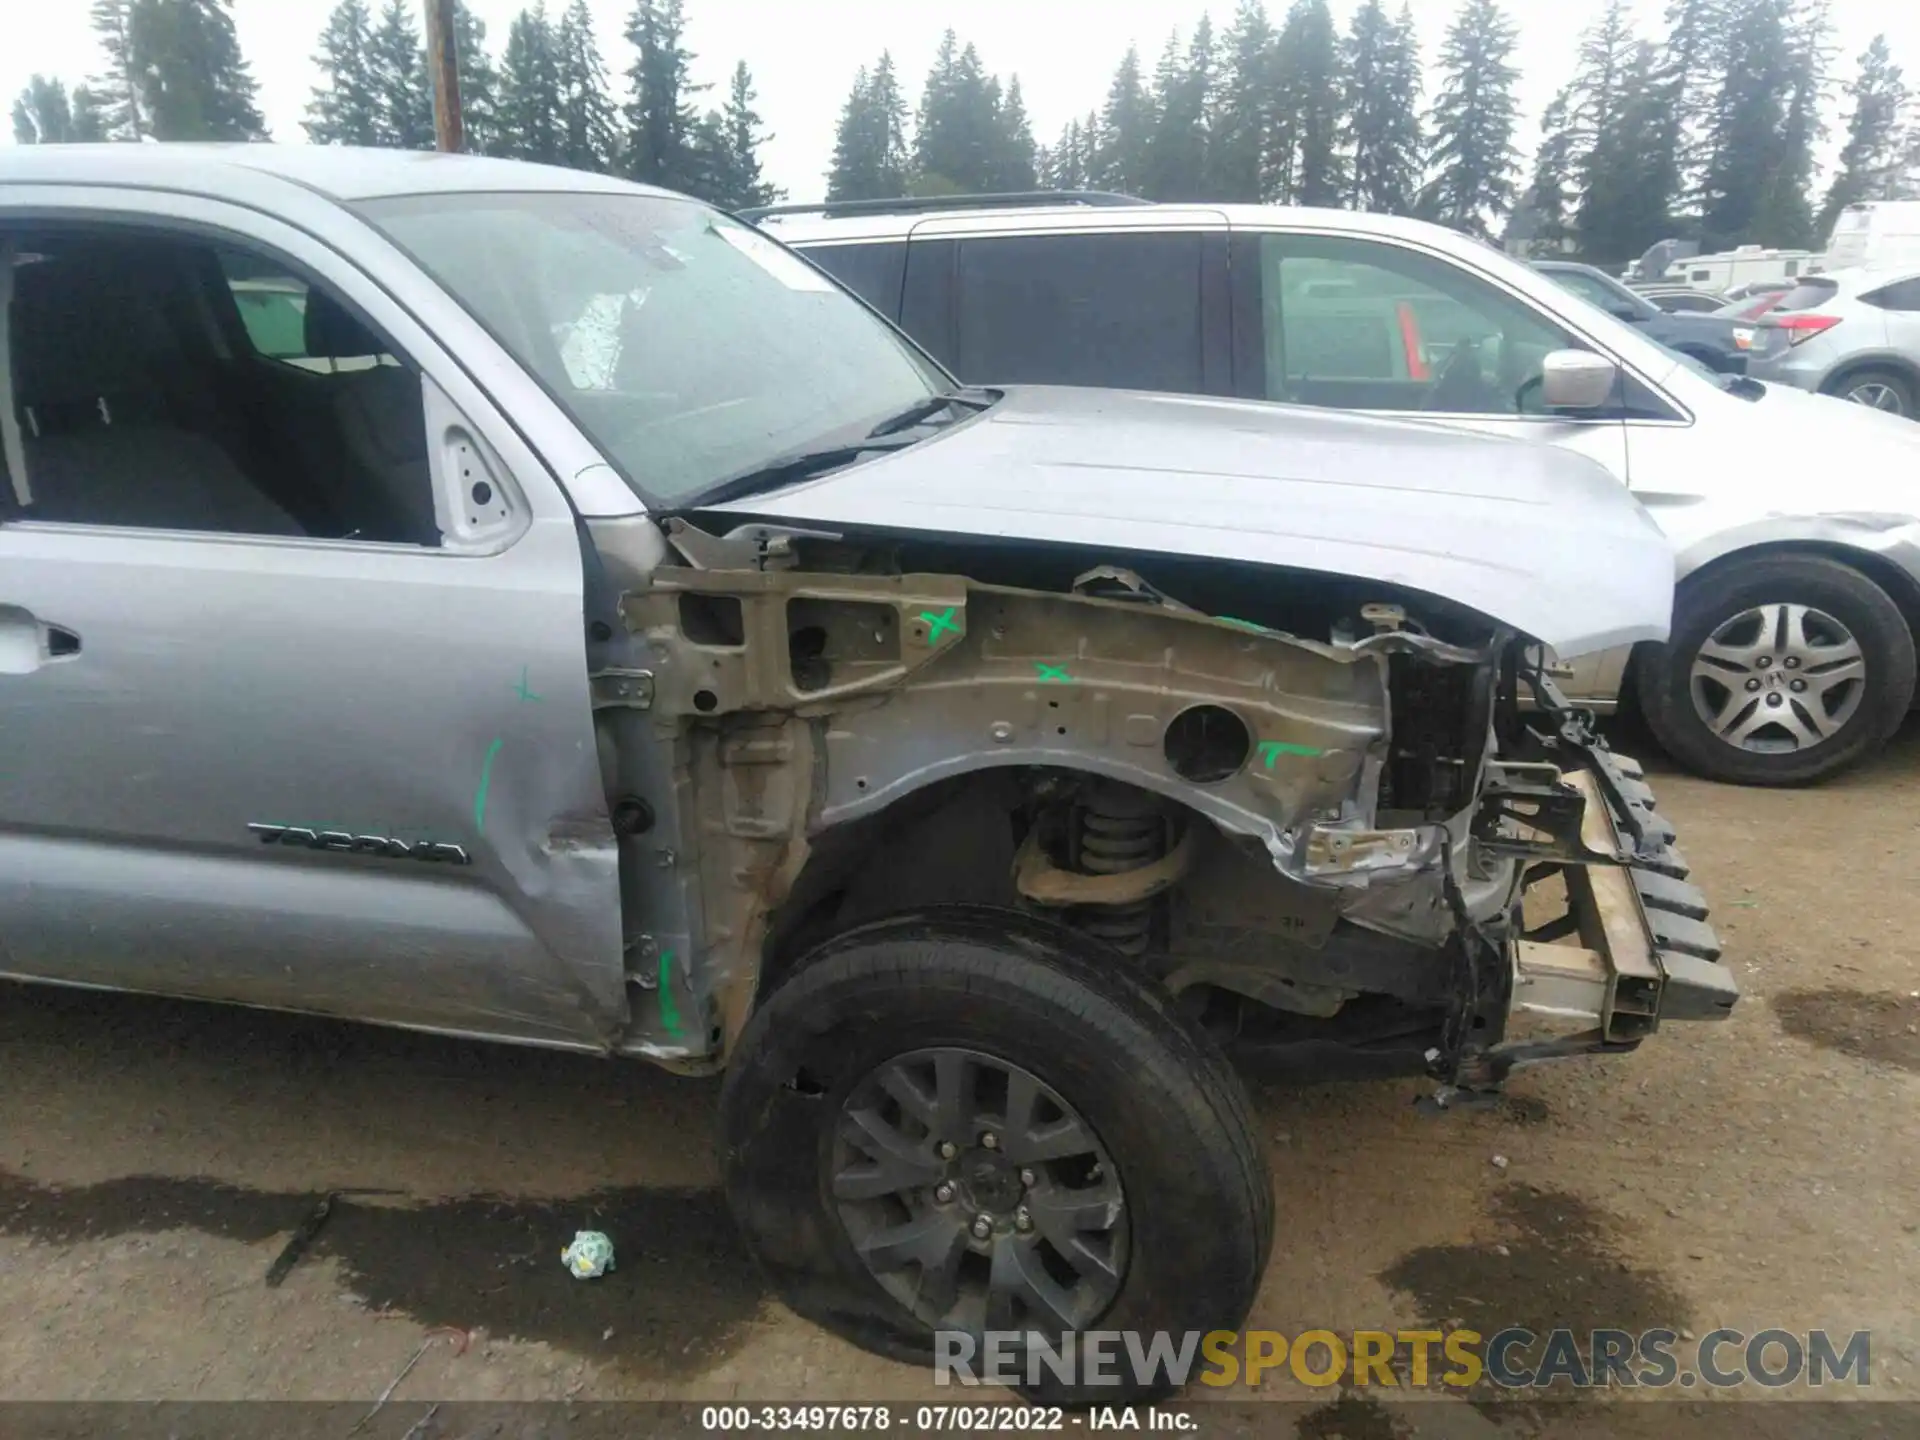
[423,0,464,153]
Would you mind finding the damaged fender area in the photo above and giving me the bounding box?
[602,522,1734,1083]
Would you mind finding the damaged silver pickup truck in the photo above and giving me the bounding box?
[0,148,1733,1402]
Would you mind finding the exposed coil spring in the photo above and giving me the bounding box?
[1073,803,1166,956]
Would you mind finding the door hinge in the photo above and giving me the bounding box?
[591,668,655,710]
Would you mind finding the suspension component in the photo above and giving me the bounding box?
[1068,783,1170,956]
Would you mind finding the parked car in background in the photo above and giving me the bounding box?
[1533,260,1758,373]
[1825,200,1920,272]
[1637,286,1730,314]
[771,194,1920,786]
[0,148,1734,1403]
[1715,280,1797,320]
[1748,267,1920,417]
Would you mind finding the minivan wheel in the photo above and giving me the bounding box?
[719,908,1273,1405]
[1636,554,1915,786]
[1828,367,1915,417]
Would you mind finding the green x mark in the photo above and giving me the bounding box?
[1034,663,1074,683]
[1259,740,1325,767]
[919,607,961,644]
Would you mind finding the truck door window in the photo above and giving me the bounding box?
[2,226,435,544]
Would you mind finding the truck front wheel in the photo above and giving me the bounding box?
[718,908,1273,1404]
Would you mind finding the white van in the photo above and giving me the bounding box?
[1826,200,1920,271]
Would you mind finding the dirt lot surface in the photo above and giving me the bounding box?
[2,720,1918,1439]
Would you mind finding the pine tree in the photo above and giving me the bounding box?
[129,0,268,141]
[1650,0,1729,224]
[1343,1,1423,214]
[1143,20,1214,202]
[827,66,875,199]
[1820,36,1911,225]
[1568,0,1635,157]
[1700,0,1796,248]
[553,0,617,171]
[1039,119,1079,190]
[365,0,431,148]
[1516,88,1578,252]
[89,0,147,140]
[826,53,909,202]
[1210,0,1275,201]
[1096,45,1155,196]
[702,61,781,209]
[70,85,107,140]
[1273,0,1345,205]
[498,3,561,163]
[1578,42,1672,263]
[451,2,501,155]
[1420,0,1521,237]
[1565,3,1680,263]
[12,77,75,144]
[915,35,1001,194]
[1751,0,1830,250]
[991,75,1038,191]
[305,0,380,146]
[623,0,706,192]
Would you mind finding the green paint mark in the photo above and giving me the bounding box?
[919,607,961,644]
[515,665,543,702]
[1259,740,1326,768]
[473,738,503,830]
[1034,663,1074,683]
[657,949,683,1036]
[1217,616,1272,633]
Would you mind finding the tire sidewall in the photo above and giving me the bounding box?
[719,917,1269,1403]
[1641,557,1915,786]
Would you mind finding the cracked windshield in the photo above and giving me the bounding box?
[361,192,944,504]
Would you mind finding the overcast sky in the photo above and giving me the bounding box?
[4,0,1918,201]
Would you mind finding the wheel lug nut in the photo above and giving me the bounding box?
[1784,656,1801,669]
[1745,677,1762,692]
[971,1214,993,1239]
[1020,1168,1036,1188]
[1757,656,1771,669]
[1790,679,1807,693]
[980,1132,999,1150]
[934,1182,955,1203]
[1766,692,1783,707]
[1015,1206,1032,1232]
[938,1141,957,1160]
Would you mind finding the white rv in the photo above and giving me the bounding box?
[1826,200,1920,271]
[1662,244,1824,292]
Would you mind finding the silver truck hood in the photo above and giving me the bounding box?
[709,386,1674,657]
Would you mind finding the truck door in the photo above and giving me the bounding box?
[0,192,624,1049]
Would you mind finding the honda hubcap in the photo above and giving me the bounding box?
[1689,602,1866,754]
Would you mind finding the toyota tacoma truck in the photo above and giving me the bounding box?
[0,146,1733,1403]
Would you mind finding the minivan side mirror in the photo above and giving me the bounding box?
[1541,350,1620,410]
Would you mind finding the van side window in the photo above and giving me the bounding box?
[802,241,907,317]
[950,232,1205,392]
[3,227,435,544]
[1255,234,1576,416]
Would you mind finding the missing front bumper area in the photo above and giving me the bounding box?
[1438,759,1738,1096]
[1510,765,1737,1039]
